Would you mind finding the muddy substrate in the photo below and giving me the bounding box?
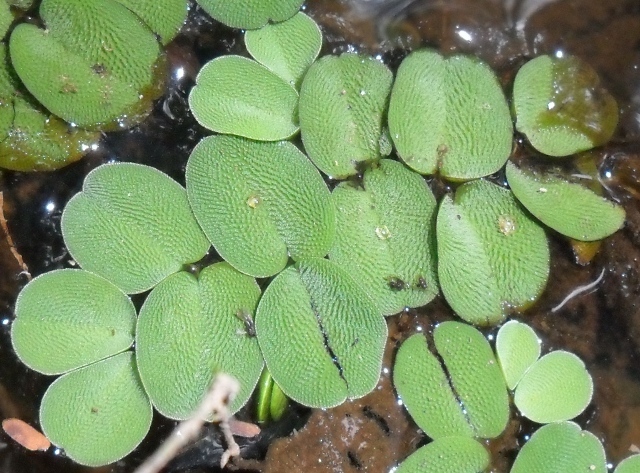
[2,0,640,471]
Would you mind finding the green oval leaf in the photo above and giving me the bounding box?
[437,179,550,325]
[0,1,13,41]
[513,54,618,157]
[511,422,606,473]
[299,53,393,178]
[9,0,163,128]
[188,55,299,141]
[186,136,335,278]
[61,163,210,294]
[615,454,640,473]
[506,161,625,241]
[40,352,152,467]
[255,258,387,408]
[245,12,322,89]
[11,269,135,375]
[396,437,489,473]
[388,49,512,180]
[114,0,187,44]
[329,159,438,316]
[496,320,541,390]
[136,263,263,419]
[514,351,593,423]
[195,0,303,29]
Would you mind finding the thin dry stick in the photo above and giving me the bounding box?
[0,192,31,279]
[134,373,241,473]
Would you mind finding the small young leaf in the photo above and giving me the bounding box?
[388,49,512,179]
[513,54,618,157]
[615,454,640,473]
[496,320,541,390]
[136,263,263,419]
[514,351,593,423]
[188,55,299,141]
[245,12,322,89]
[256,368,288,423]
[40,352,152,467]
[114,0,187,44]
[511,422,606,473]
[11,269,136,375]
[186,136,335,278]
[437,180,550,325]
[506,162,625,241]
[299,53,393,178]
[329,159,438,316]
[195,0,304,29]
[255,258,387,408]
[396,437,490,473]
[61,163,210,294]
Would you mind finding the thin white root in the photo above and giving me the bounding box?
[551,268,605,313]
[134,373,241,473]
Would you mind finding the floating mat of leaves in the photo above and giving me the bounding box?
[9,0,163,128]
[495,320,541,390]
[186,136,335,278]
[11,269,136,375]
[388,49,512,180]
[512,54,618,157]
[255,258,387,408]
[245,12,322,89]
[299,53,393,178]
[437,179,550,325]
[329,159,438,316]
[511,421,606,473]
[114,0,187,45]
[394,323,509,440]
[506,162,625,241]
[61,163,210,294]
[189,55,299,141]
[195,0,303,29]
[40,352,152,467]
[395,437,489,473]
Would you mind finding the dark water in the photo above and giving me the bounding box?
[1,0,640,472]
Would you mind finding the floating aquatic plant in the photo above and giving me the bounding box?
[195,0,304,30]
[395,436,490,473]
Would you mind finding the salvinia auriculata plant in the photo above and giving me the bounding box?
[7,1,634,471]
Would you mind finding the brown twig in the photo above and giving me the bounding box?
[0,192,31,279]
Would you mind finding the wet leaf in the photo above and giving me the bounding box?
[136,263,263,419]
[189,55,299,141]
[186,136,335,278]
[437,179,550,325]
[388,49,512,179]
[61,163,210,294]
[245,12,322,89]
[511,422,606,473]
[506,162,625,241]
[255,258,387,408]
[195,0,304,29]
[40,352,152,467]
[615,454,640,473]
[11,269,136,375]
[514,351,593,423]
[496,320,541,390]
[396,437,489,473]
[114,0,187,44]
[513,54,618,157]
[299,53,393,178]
[2,418,51,451]
[329,159,438,316]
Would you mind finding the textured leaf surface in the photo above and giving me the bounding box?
[511,422,606,473]
[195,0,303,29]
[61,163,210,294]
[136,263,263,419]
[114,0,187,44]
[515,351,593,423]
[245,12,322,89]
[186,136,335,278]
[388,49,512,179]
[189,55,299,141]
[506,162,625,241]
[513,54,618,157]
[437,180,550,325]
[615,455,640,473]
[329,159,438,316]
[255,258,387,408]
[396,437,489,473]
[11,269,135,375]
[0,1,12,40]
[40,352,152,467]
[299,53,393,178]
[496,320,541,390]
